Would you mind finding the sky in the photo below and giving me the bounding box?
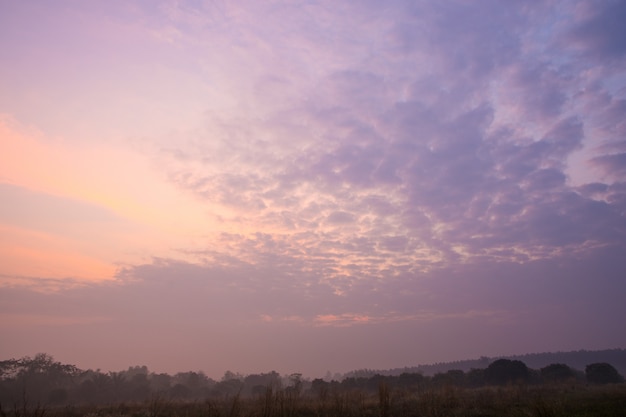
[1,0,625,379]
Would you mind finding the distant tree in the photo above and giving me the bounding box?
[432,369,465,387]
[78,379,98,403]
[397,372,426,390]
[222,370,244,381]
[0,359,20,379]
[131,373,151,400]
[170,383,191,399]
[585,363,624,384]
[365,374,387,392]
[90,371,114,402]
[109,371,127,401]
[47,388,68,404]
[484,359,530,385]
[171,371,213,399]
[150,373,172,393]
[466,368,485,387]
[340,377,361,391]
[212,377,243,397]
[285,373,303,399]
[250,384,268,397]
[125,365,149,378]
[310,378,329,400]
[244,371,281,395]
[540,363,576,383]
[1,353,80,404]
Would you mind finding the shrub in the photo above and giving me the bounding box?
[585,363,624,384]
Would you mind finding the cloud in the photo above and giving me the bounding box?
[134,1,626,282]
[567,0,626,60]
[326,211,356,225]
[390,0,524,76]
[591,153,626,178]
[3,241,622,329]
[0,115,233,282]
[2,240,624,376]
[2,0,626,376]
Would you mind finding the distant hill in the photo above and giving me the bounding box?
[342,348,626,379]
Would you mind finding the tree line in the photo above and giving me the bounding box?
[0,353,623,408]
[343,348,626,378]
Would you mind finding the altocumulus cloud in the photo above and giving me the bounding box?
[148,0,626,317]
[1,0,625,375]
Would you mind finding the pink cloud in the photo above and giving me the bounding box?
[1,0,625,377]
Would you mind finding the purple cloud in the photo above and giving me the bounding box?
[2,0,626,377]
[568,0,626,60]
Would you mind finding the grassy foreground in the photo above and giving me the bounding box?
[6,382,625,417]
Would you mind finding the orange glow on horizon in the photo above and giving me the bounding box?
[0,115,306,284]
[0,224,117,282]
[0,117,198,282]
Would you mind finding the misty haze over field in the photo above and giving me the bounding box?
[1,0,625,377]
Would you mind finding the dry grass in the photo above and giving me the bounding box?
[3,383,625,417]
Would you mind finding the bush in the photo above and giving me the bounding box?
[585,363,624,384]
[484,359,530,385]
[540,363,576,382]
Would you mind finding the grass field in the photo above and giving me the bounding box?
[5,382,625,417]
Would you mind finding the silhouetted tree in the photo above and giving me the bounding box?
[171,371,212,398]
[244,371,281,396]
[466,368,485,387]
[0,354,79,405]
[540,363,577,383]
[484,359,530,385]
[0,359,20,379]
[170,383,191,399]
[130,372,151,401]
[109,371,127,401]
[47,388,68,404]
[212,378,243,397]
[310,378,329,400]
[432,369,465,387]
[365,374,387,391]
[78,379,98,403]
[222,370,244,382]
[585,363,624,384]
[397,372,426,390]
[150,372,172,393]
